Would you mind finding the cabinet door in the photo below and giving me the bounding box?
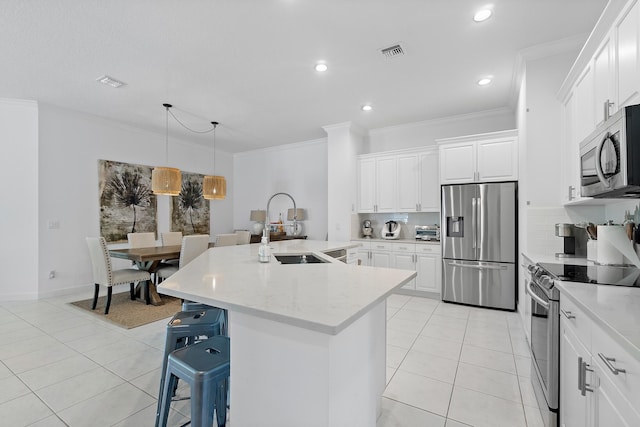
[476,137,518,181]
[561,93,582,203]
[439,142,476,184]
[415,254,440,293]
[393,253,416,289]
[357,250,370,266]
[560,318,591,427]
[593,33,615,126]
[370,251,391,268]
[592,363,640,427]
[616,0,640,109]
[418,150,440,211]
[376,156,397,212]
[574,65,595,144]
[397,154,419,212]
[357,158,376,213]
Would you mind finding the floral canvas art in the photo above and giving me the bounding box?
[171,171,210,235]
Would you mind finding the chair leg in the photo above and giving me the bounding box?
[91,283,99,310]
[130,283,135,300]
[144,280,150,305]
[105,287,113,315]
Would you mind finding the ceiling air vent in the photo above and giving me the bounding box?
[380,44,405,59]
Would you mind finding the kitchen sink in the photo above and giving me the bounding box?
[274,254,328,264]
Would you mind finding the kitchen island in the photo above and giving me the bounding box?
[157,240,416,427]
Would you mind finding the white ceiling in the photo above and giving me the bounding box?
[1,0,607,153]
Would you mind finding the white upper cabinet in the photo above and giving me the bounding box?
[616,0,640,109]
[593,33,616,126]
[574,65,596,144]
[396,154,419,212]
[437,130,518,184]
[357,147,439,213]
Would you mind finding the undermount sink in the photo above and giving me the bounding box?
[274,254,328,264]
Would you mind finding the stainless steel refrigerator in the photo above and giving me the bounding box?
[441,182,517,311]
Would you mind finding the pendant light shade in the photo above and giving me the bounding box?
[203,121,227,200]
[152,104,182,196]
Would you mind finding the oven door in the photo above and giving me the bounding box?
[526,279,559,410]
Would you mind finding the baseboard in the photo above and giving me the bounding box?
[394,289,441,300]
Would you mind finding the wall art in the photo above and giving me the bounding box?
[170,171,210,235]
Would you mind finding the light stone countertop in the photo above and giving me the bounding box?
[351,237,441,245]
[525,252,640,362]
[158,240,416,335]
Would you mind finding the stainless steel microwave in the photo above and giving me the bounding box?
[415,225,440,241]
[579,104,640,198]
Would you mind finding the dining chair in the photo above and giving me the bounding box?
[235,230,251,245]
[161,231,183,246]
[86,237,152,314]
[127,232,156,248]
[215,233,238,247]
[156,234,210,284]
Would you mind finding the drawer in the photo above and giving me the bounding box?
[351,240,370,249]
[370,242,394,252]
[559,297,591,350]
[390,242,416,253]
[415,244,441,254]
[592,323,640,407]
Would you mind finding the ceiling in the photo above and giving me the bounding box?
[1,0,607,153]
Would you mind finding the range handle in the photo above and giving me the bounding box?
[525,280,550,310]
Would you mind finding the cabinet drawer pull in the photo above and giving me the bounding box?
[560,309,575,320]
[598,353,626,375]
[578,357,594,396]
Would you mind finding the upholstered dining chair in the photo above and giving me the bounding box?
[161,231,183,246]
[215,233,238,247]
[235,230,251,245]
[127,232,156,248]
[156,234,210,284]
[86,237,151,314]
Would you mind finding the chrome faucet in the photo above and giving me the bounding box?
[265,192,297,243]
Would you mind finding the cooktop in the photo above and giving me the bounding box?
[539,262,640,287]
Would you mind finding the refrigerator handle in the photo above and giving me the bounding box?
[471,197,477,250]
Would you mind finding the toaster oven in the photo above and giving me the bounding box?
[415,225,440,241]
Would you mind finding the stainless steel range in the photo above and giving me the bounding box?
[526,261,640,427]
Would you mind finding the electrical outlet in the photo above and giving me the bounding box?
[47,219,60,229]
[49,270,55,279]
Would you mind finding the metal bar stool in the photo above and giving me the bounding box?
[182,301,228,336]
[157,336,230,427]
[155,309,226,427]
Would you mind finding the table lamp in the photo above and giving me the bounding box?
[287,208,306,236]
[250,210,267,235]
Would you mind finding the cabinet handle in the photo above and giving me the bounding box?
[578,357,594,396]
[561,309,575,320]
[598,353,626,375]
[568,186,575,201]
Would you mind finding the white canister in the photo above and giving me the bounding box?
[596,225,624,265]
[587,240,597,262]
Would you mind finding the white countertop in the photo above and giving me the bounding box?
[158,240,416,335]
[524,252,640,361]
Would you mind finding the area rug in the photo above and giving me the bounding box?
[70,292,181,329]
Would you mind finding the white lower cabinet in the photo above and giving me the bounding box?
[559,297,640,427]
[352,240,441,295]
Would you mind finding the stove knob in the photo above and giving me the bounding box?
[540,275,553,287]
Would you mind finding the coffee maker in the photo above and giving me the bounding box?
[555,223,587,258]
[362,220,373,238]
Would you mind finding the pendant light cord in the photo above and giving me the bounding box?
[164,104,170,165]
[212,121,218,175]
[167,108,216,134]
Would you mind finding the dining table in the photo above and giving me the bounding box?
[108,245,182,305]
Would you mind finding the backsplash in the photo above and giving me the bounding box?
[351,212,440,240]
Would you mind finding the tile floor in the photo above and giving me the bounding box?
[0,290,542,426]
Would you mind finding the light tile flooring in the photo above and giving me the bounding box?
[0,290,542,426]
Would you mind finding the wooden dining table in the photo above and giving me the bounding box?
[108,245,182,305]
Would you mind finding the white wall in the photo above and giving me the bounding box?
[233,139,328,240]
[366,108,515,154]
[34,103,233,299]
[0,99,39,300]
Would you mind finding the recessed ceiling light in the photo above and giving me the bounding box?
[477,77,492,86]
[473,8,492,22]
[96,75,125,88]
[361,104,373,111]
[315,62,328,72]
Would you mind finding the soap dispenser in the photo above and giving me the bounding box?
[258,236,271,263]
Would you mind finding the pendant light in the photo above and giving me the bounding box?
[203,121,227,200]
[152,103,181,196]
